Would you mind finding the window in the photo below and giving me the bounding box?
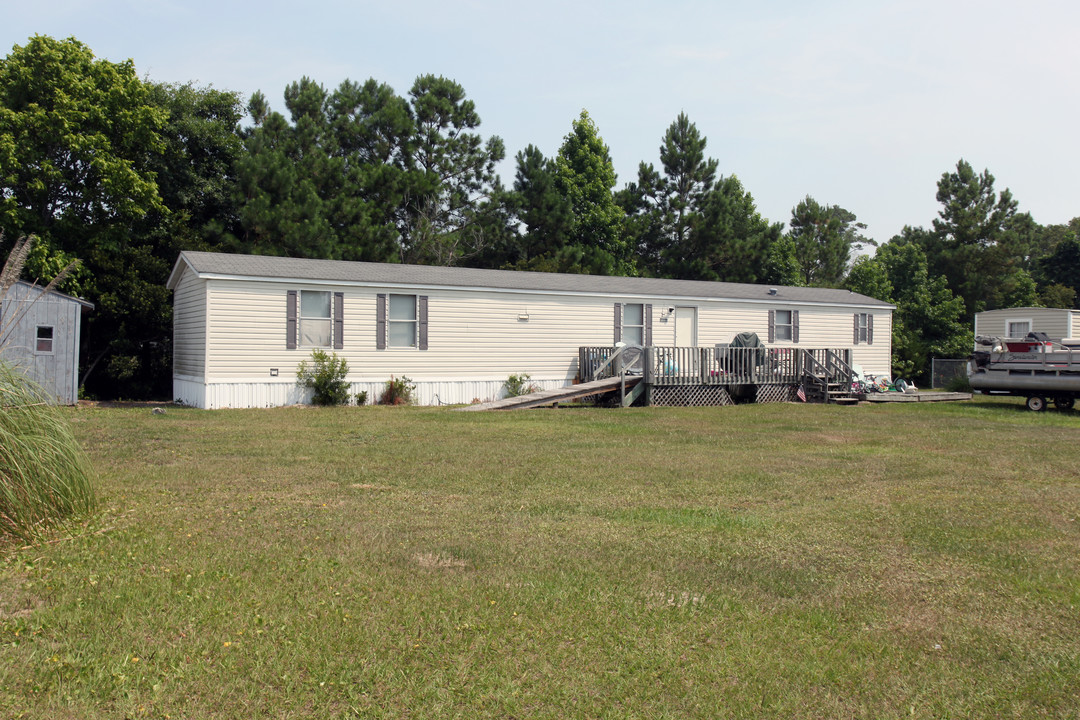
[376,294,429,350]
[1007,320,1031,338]
[614,302,652,346]
[774,310,793,341]
[622,303,644,346]
[768,309,799,343]
[287,290,343,350]
[36,325,54,353]
[300,290,332,347]
[389,294,417,347]
[854,313,873,345]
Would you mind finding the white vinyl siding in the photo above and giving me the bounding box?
[197,281,890,384]
[172,267,207,379]
[974,308,1080,342]
[179,264,893,407]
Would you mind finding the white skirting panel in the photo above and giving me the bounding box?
[172,376,574,409]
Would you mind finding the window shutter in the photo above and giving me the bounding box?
[854,313,860,345]
[767,309,775,343]
[792,310,800,344]
[376,294,387,350]
[418,295,429,350]
[644,304,653,346]
[614,303,622,343]
[867,314,874,345]
[333,292,344,350]
[286,290,298,350]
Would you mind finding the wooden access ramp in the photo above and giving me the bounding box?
[457,376,642,411]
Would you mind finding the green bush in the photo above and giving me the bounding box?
[504,373,538,397]
[295,350,351,406]
[380,376,415,405]
[945,374,972,392]
[355,390,368,406]
[0,362,96,543]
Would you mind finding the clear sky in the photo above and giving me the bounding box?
[6,1,1079,245]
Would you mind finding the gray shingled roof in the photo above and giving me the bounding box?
[171,251,892,308]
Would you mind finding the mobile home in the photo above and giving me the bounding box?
[167,251,894,408]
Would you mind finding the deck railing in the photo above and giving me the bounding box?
[579,346,852,387]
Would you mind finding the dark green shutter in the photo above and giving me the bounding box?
[792,310,800,344]
[853,313,860,345]
[644,304,653,346]
[614,303,622,343]
[867,314,874,345]
[767,309,775,343]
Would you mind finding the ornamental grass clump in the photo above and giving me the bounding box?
[0,362,96,544]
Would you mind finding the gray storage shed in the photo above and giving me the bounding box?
[0,280,93,404]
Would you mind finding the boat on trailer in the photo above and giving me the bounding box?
[969,333,1080,411]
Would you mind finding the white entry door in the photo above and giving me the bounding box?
[674,306,698,347]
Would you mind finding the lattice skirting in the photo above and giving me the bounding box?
[756,384,799,404]
[649,384,798,407]
[651,385,735,407]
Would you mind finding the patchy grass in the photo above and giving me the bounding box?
[1,396,1078,718]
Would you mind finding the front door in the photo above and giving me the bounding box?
[674,306,698,347]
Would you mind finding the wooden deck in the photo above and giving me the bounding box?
[864,391,972,403]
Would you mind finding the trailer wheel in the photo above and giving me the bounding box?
[1054,396,1075,411]
[1026,395,1047,412]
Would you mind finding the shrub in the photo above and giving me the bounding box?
[380,376,415,405]
[0,362,97,543]
[504,373,538,397]
[945,374,972,393]
[355,390,368,406]
[295,350,351,406]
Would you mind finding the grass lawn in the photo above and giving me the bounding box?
[1,397,1079,718]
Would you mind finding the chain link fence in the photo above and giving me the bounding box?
[931,358,969,389]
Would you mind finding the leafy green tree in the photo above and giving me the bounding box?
[400,75,505,266]
[551,110,632,275]
[619,113,717,276]
[875,238,971,382]
[0,36,204,398]
[844,255,893,303]
[761,235,804,287]
[0,36,165,250]
[925,159,1037,317]
[234,78,406,263]
[500,144,574,268]
[787,196,873,287]
[1038,234,1080,308]
[668,175,783,283]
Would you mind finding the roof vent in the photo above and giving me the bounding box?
[768,288,778,295]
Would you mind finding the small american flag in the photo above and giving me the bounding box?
[796,385,807,402]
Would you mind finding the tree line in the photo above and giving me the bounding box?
[2,36,1078,397]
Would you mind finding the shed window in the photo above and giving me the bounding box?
[1007,320,1031,338]
[300,291,332,347]
[36,325,54,353]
